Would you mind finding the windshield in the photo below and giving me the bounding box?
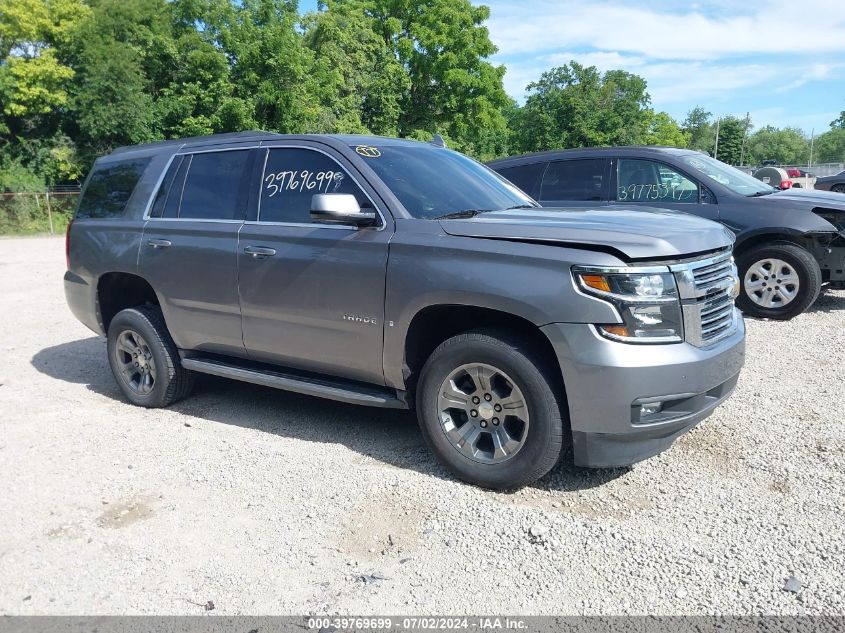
[353,144,537,219]
[680,154,774,196]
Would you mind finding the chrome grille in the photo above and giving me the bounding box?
[670,251,739,347]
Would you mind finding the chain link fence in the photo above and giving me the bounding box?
[0,192,79,235]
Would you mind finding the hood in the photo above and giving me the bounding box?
[438,207,734,260]
[769,189,845,210]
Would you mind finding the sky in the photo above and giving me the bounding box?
[300,0,845,134]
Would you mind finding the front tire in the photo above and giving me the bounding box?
[415,329,566,490]
[107,305,194,407]
[736,242,821,320]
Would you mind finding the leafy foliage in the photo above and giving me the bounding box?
[712,115,747,166]
[0,0,840,197]
[745,126,809,166]
[512,62,651,152]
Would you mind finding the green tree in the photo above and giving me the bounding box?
[156,0,256,137]
[0,0,90,182]
[215,0,332,134]
[643,111,688,147]
[830,111,845,130]
[512,62,651,152]
[363,0,509,159]
[814,129,845,163]
[68,0,172,160]
[303,0,408,135]
[682,106,715,154]
[713,116,745,165]
[0,0,88,120]
[746,126,809,165]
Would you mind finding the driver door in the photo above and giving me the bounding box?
[236,143,393,385]
[611,157,719,222]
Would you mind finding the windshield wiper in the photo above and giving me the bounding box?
[434,209,494,220]
[503,204,538,210]
[747,191,774,197]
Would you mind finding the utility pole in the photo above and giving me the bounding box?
[809,128,814,169]
[739,112,750,166]
[713,118,720,160]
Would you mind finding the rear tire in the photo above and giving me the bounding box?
[832,184,845,194]
[107,305,194,407]
[736,242,821,320]
[415,329,566,490]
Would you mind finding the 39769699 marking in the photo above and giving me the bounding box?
[306,617,394,630]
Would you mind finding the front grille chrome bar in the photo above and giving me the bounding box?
[670,250,740,348]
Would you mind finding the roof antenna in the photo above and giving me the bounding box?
[430,133,447,148]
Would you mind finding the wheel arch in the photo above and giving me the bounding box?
[401,304,566,406]
[96,271,161,333]
[733,230,817,257]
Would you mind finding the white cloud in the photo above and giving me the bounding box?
[485,0,845,60]
[502,53,788,105]
[746,107,841,132]
[774,63,840,93]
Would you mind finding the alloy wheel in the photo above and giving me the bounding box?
[437,362,530,464]
[114,329,157,395]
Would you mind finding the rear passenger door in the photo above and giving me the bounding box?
[237,143,392,386]
[139,148,258,357]
[538,158,609,207]
[611,158,719,222]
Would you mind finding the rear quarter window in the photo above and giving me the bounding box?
[76,158,151,219]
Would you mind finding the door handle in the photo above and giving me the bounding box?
[147,239,172,249]
[244,246,276,258]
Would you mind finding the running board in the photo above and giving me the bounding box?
[180,356,408,409]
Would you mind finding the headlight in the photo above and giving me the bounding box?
[573,267,683,343]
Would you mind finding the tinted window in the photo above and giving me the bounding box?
[149,155,185,219]
[179,150,251,220]
[358,144,535,219]
[680,154,772,196]
[259,148,367,223]
[616,159,698,203]
[541,159,605,201]
[496,163,546,198]
[76,158,150,219]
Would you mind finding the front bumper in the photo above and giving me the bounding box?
[541,311,746,468]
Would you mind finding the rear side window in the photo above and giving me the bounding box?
[496,163,546,198]
[179,151,251,220]
[541,159,605,201]
[76,158,151,219]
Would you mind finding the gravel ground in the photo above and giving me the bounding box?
[0,236,843,616]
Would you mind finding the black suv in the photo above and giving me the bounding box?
[489,147,845,320]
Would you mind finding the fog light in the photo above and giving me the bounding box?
[640,402,663,417]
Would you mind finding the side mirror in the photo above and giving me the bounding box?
[310,194,376,227]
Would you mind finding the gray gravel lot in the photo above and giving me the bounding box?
[1,236,843,615]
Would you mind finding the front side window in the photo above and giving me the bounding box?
[356,144,536,219]
[76,158,151,219]
[259,148,367,223]
[541,159,605,201]
[616,159,699,203]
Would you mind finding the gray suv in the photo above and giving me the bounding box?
[64,132,746,489]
